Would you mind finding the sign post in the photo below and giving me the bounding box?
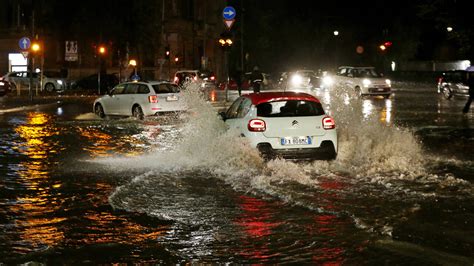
[19,37,33,100]
[222,6,236,101]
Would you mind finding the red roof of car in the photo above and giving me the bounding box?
[243,91,320,105]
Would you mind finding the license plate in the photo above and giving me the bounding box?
[166,95,178,101]
[281,136,312,145]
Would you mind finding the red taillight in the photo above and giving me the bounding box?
[210,76,215,81]
[148,95,158,103]
[173,76,178,83]
[322,116,336,130]
[438,77,443,84]
[248,119,266,132]
[193,76,198,81]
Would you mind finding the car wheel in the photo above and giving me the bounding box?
[94,103,106,118]
[44,83,55,92]
[132,105,144,120]
[442,87,453,99]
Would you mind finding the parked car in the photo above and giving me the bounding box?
[437,70,470,99]
[93,80,186,120]
[173,70,216,90]
[0,79,11,96]
[71,73,119,94]
[1,71,68,92]
[335,66,391,98]
[219,91,338,160]
[217,72,272,91]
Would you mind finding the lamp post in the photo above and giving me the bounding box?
[333,30,339,69]
[29,42,41,101]
[219,36,233,101]
[97,45,106,94]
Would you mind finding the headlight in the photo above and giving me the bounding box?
[385,79,391,86]
[0,82,4,86]
[363,79,371,87]
[57,80,63,85]
[322,76,333,86]
[290,74,303,86]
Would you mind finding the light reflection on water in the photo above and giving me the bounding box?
[10,112,65,252]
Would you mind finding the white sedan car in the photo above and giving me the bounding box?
[336,66,391,98]
[93,81,186,119]
[221,91,338,160]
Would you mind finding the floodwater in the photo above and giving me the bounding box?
[0,82,473,264]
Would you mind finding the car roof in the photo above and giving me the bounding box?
[243,91,320,105]
[339,66,375,69]
[175,70,199,73]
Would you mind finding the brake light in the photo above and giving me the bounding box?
[210,76,215,81]
[148,95,158,103]
[322,116,336,130]
[248,119,266,132]
[173,76,178,83]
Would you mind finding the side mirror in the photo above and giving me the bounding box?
[218,111,226,121]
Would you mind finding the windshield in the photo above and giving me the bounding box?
[256,100,325,117]
[353,69,382,78]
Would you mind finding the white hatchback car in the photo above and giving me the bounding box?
[336,66,391,98]
[93,81,186,119]
[221,91,338,160]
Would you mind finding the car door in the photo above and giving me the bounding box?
[119,83,139,115]
[225,97,251,133]
[101,84,126,115]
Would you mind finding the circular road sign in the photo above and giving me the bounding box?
[223,6,236,20]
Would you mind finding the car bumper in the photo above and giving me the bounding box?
[257,141,337,161]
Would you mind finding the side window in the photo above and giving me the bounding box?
[137,84,150,94]
[124,83,139,94]
[236,98,252,118]
[112,84,126,95]
[226,97,244,119]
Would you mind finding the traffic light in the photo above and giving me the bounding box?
[379,41,392,51]
[98,45,106,55]
[31,42,41,53]
[165,46,170,59]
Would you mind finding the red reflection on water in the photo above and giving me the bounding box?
[233,195,281,259]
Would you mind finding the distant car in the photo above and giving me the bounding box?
[335,66,391,98]
[0,79,11,96]
[71,73,119,94]
[173,70,216,90]
[93,80,186,119]
[1,71,68,92]
[437,70,470,99]
[220,91,338,160]
[278,70,324,91]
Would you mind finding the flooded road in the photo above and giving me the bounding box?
[0,82,473,264]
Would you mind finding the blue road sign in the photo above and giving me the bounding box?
[19,37,31,50]
[223,6,236,20]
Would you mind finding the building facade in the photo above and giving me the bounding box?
[0,0,226,82]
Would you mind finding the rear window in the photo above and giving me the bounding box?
[444,71,467,83]
[256,100,325,117]
[152,83,180,94]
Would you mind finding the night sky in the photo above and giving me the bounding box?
[31,0,473,73]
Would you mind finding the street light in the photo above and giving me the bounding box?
[333,30,339,36]
[129,59,138,80]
